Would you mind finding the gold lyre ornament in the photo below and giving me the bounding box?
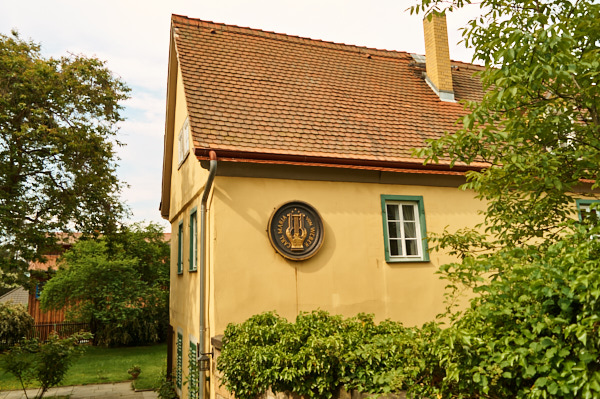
[286,211,307,250]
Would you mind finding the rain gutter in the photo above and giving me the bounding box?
[199,150,217,399]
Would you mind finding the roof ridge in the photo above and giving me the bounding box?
[171,14,417,61]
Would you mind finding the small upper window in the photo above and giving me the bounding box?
[178,117,190,166]
[381,195,429,263]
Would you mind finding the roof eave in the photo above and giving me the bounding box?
[194,148,485,175]
[159,22,179,220]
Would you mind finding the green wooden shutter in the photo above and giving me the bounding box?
[177,221,184,274]
[188,340,198,398]
[176,331,183,389]
[189,210,197,271]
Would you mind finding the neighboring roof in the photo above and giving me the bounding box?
[29,232,171,271]
[0,287,29,306]
[170,14,485,169]
[30,254,60,271]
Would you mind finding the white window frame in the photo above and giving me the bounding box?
[178,117,190,167]
[381,195,429,263]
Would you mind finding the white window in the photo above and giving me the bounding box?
[381,195,429,262]
[178,117,190,166]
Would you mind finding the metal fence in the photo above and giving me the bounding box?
[28,322,91,342]
[0,322,90,350]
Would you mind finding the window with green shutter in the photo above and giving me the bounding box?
[189,209,197,272]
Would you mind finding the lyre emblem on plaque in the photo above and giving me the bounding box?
[285,211,307,250]
[268,201,324,261]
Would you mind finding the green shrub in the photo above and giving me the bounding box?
[0,301,34,348]
[218,311,437,399]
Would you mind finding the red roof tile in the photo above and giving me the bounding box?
[171,14,485,169]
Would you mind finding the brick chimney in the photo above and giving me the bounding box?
[423,13,455,102]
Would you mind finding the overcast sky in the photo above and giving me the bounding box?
[1,0,482,232]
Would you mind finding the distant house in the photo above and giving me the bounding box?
[27,233,81,324]
[160,13,487,399]
[0,287,29,307]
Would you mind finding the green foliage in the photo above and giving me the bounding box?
[412,0,600,248]
[0,31,130,288]
[420,223,600,399]
[155,365,178,399]
[0,302,33,348]
[40,223,169,346]
[406,1,600,397]
[0,332,91,399]
[218,311,439,399]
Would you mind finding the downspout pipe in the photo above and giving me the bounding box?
[199,150,217,399]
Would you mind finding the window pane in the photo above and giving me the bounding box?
[387,204,399,221]
[405,239,418,256]
[402,205,415,221]
[389,239,402,256]
[404,222,416,238]
[388,222,401,238]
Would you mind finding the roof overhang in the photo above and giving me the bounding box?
[194,148,486,175]
[160,23,179,220]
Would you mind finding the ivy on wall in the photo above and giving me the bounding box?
[187,340,199,399]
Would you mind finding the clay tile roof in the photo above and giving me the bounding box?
[171,14,485,169]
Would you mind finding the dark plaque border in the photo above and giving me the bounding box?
[267,201,324,261]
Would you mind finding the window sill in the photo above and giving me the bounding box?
[386,258,430,264]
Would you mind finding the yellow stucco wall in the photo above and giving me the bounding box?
[168,66,208,397]
[209,176,485,337]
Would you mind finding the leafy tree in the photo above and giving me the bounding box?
[0,31,130,289]
[0,301,33,348]
[1,332,91,399]
[423,225,600,398]
[413,0,600,247]
[40,223,169,346]
[406,0,600,397]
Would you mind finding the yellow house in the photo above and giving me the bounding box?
[160,13,486,399]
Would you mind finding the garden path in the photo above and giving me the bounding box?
[0,381,158,399]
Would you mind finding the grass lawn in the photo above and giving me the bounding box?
[0,342,166,391]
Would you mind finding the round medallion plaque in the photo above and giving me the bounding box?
[267,201,324,261]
